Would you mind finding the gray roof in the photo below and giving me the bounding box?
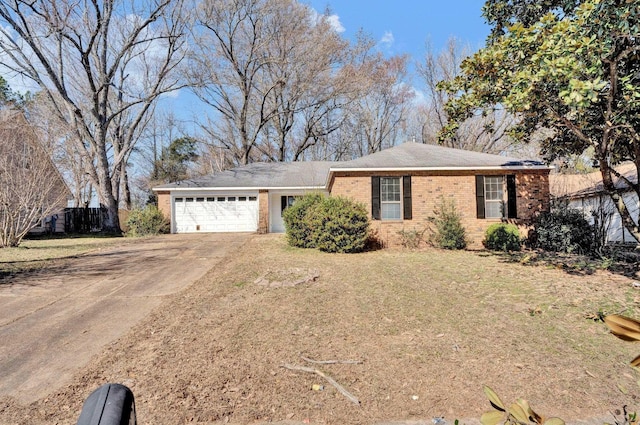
[155,161,338,190]
[333,142,546,170]
[154,142,548,191]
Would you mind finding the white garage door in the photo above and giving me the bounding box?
[174,195,259,233]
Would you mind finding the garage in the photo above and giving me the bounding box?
[173,194,259,233]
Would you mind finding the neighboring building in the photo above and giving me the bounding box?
[29,211,66,235]
[154,142,551,248]
[0,110,71,236]
[550,163,639,244]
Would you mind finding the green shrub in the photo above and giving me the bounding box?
[313,196,369,253]
[483,223,521,251]
[282,192,324,248]
[125,205,169,237]
[429,197,467,250]
[529,205,593,254]
[283,193,369,253]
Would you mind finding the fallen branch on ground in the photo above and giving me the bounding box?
[300,355,363,365]
[280,363,361,405]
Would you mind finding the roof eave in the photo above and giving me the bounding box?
[152,185,327,192]
[329,165,552,172]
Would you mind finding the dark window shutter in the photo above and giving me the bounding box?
[403,175,412,220]
[507,175,517,219]
[371,176,381,220]
[475,175,485,219]
[281,196,287,216]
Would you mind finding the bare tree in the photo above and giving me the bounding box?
[256,1,359,162]
[188,0,278,166]
[0,0,188,232]
[0,111,68,247]
[189,0,365,166]
[343,53,414,156]
[415,37,520,154]
[27,94,94,207]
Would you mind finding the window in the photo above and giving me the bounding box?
[281,195,297,216]
[484,176,503,218]
[196,197,204,202]
[239,196,247,201]
[217,197,225,202]
[228,196,236,201]
[371,176,412,221]
[206,197,215,202]
[185,198,194,202]
[381,177,401,220]
[475,175,517,219]
[175,197,183,202]
[249,196,257,201]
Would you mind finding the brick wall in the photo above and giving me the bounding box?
[157,191,171,224]
[329,170,550,249]
[258,190,269,234]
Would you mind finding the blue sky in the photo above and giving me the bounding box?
[307,1,491,61]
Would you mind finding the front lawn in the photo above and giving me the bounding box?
[2,235,639,424]
[0,235,128,280]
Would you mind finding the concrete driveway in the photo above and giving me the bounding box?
[0,233,250,403]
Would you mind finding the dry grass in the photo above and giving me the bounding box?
[2,234,640,424]
[0,235,131,279]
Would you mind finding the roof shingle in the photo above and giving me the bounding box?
[154,142,548,191]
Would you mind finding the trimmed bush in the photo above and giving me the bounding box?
[529,205,593,254]
[282,192,324,248]
[313,196,369,253]
[125,205,169,237]
[283,193,369,253]
[483,223,521,252]
[429,197,467,250]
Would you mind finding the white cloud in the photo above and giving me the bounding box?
[325,14,345,33]
[379,31,394,49]
[410,87,427,106]
[308,7,345,33]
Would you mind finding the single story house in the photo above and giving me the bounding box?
[154,142,551,247]
[550,163,639,244]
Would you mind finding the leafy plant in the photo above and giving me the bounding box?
[439,0,640,243]
[611,406,638,425]
[480,385,565,425]
[282,192,324,248]
[483,223,521,252]
[125,205,169,237]
[312,196,369,253]
[529,205,593,254]
[602,315,640,425]
[283,193,370,253]
[429,196,467,250]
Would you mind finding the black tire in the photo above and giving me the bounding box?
[76,383,136,425]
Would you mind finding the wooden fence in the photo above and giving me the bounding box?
[64,208,104,233]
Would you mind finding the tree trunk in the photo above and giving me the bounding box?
[121,166,132,210]
[599,162,640,244]
[96,136,121,233]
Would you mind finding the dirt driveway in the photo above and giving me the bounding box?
[0,233,249,404]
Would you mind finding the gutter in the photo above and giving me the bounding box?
[329,165,552,172]
[152,185,327,192]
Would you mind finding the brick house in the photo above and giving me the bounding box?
[154,142,551,248]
